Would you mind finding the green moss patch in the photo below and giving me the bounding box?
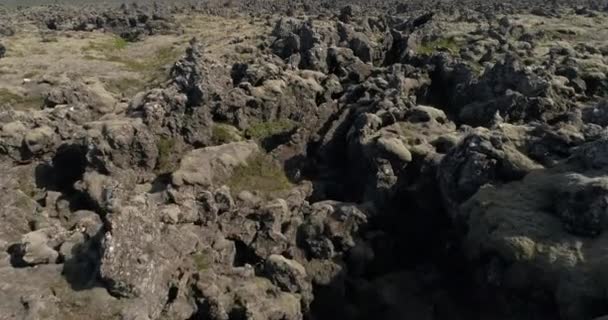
[212,123,242,145]
[41,35,59,43]
[416,37,460,55]
[104,77,147,97]
[18,178,37,199]
[156,137,178,174]
[227,152,293,196]
[83,36,129,53]
[0,88,22,104]
[0,88,44,110]
[245,119,296,140]
[144,46,182,73]
[468,61,485,75]
[193,251,212,272]
[85,44,180,74]
[86,44,182,94]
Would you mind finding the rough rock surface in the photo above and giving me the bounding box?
[1,1,608,320]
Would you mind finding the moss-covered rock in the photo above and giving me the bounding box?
[416,37,460,55]
[212,123,243,145]
[245,119,296,140]
[227,152,293,197]
[156,137,180,174]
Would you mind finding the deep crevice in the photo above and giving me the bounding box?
[167,286,179,304]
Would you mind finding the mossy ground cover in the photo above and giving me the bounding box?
[83,36,182,94]
[82,35,128,53]
[156,137,178,174]
[244,119,296,140]
[99,46,181,74]
[212,123,243,145]
[84,37,180,72]
[104,77,147,96]
[0,88,22,104]
[227,152,293,197]
[192,251,212,272]
[0,88,44,110]
[416,37,460,55]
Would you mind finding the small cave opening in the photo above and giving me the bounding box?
[35,144,96,212]
[416,67,458,121]
[36,144,87,193]
[232,240,260,267]
[6,243,28,268]
[259,128,297,152]
[302,124,359,202]
[410,57,481,127]
[62,236,104,291]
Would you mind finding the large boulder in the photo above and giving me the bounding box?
[45,80,117,118]
[84,118,158,185]
[100,194,203,319]
[444,137,608,319]
[438,128,542,210]
[264,254,313,307]
[172,140,259,188]
[194,267,304,320]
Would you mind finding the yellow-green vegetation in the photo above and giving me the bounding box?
[416,37,460,55]
[14,167,38,205]
[578,59,608,74]
[85,43,181,93]
[156,137,178,174]
[40,35,59,43]
[83,35,129,53]
[468,61,485,75]
[245,119,296,140]
[0,88,22,104]
[192,251,212,271]
[83,37,182,96]
[18,179,37,199]
[114,46,180,76]
[0,89,44,110]
[212,123,242,145]
[84,42,180,73]
[15,95,45,110]
[227,153,293,196]
[0,68,16,75]
[104,77,147,96]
